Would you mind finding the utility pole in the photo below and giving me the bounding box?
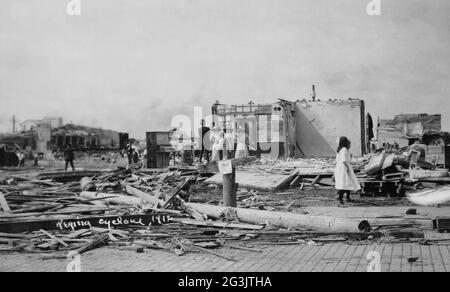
[12,115,16,133]
[311,85,316,101]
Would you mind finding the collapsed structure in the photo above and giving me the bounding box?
[377,113,444,147]
[0,122,129,159]
[211,98,370,159]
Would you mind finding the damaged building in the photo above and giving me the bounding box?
[211,98,370,159]
[1,123,129,157]
[377,113,444,147]
[51,124,124,151]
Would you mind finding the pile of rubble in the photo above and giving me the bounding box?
[1,158,450,259]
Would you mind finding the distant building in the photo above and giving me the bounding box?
[20,117,63,132]
[20,120,41,132]
[42,117,64,129]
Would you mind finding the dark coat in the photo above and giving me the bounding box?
[64,147,74,161]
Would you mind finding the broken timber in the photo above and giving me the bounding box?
[38,171,101,181]
[125,185,166,208]
[0,193,11,212]
[186,203,370,233]
[80,191,154,209]
[171,218,264,230]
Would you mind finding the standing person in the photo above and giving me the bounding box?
[224,128,235,159]
[126,144,133,166]
[17,151,25,167]
[198,119,211,164]
[32,151,39,166]
[235,124,249,158]
[334,136,361,204]
[132,148,141,165]
[64,144,75,171]
[211,128,224,162]
[0,145,5,167]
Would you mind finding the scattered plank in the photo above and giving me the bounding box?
[0,193,11,212]
[172,218,264,230]
[40,229,69,247]
[125,185,166,208]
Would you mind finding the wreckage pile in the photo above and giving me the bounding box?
[357,148,450,204]
[0,160,450,260]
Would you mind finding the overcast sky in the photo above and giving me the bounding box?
[1,0,449,138]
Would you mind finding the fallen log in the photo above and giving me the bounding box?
[171,218,264,230]
[407,187,450,206]
[186,203,370,233]
[80,191,154,209]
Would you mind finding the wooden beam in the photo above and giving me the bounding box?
[71,234,109,255]
[289,175,302,187]
[0,214,170,233]
[40,229,69,247]
[161,176,194,209]
[125,185,166,208]
[186,203,370,233]
[80,191,153,209]
[0,193,10,212]
[272,169,299,190]
[199,156,258,173]
[311,175,321,187]
[223,168,237,207]
[171,218,263,230]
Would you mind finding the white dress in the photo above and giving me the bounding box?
[334,148,361,191]
[211,134,224,162]
[235,135,248,158]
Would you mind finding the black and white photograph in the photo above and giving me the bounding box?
[0,0,450,276]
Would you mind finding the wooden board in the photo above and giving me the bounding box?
[205,171,289,191]
[171,218,264,230]
[0,194,10,212]
[0,214,170,233]
[382,154,395,170]
[38,171,101,181]
[364,153,385,175]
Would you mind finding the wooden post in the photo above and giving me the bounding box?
[223,167,236,207]
[199,156,257,208]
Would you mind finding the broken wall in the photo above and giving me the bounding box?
[34,124,52,155]
[294,99,365,158]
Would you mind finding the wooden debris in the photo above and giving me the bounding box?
[0,193,11,212]
[186,203,370,233]
[40,229,69,247]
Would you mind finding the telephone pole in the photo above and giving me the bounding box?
[12,115,16,133]
[311,85,317,101]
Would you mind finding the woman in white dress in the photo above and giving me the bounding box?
[211,128,225,162]
[335,136,361,204]
[235,127,249,159]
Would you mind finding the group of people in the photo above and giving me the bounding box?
[198,119,249,164]
[125,143,142,166]
[12,150,38,168]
